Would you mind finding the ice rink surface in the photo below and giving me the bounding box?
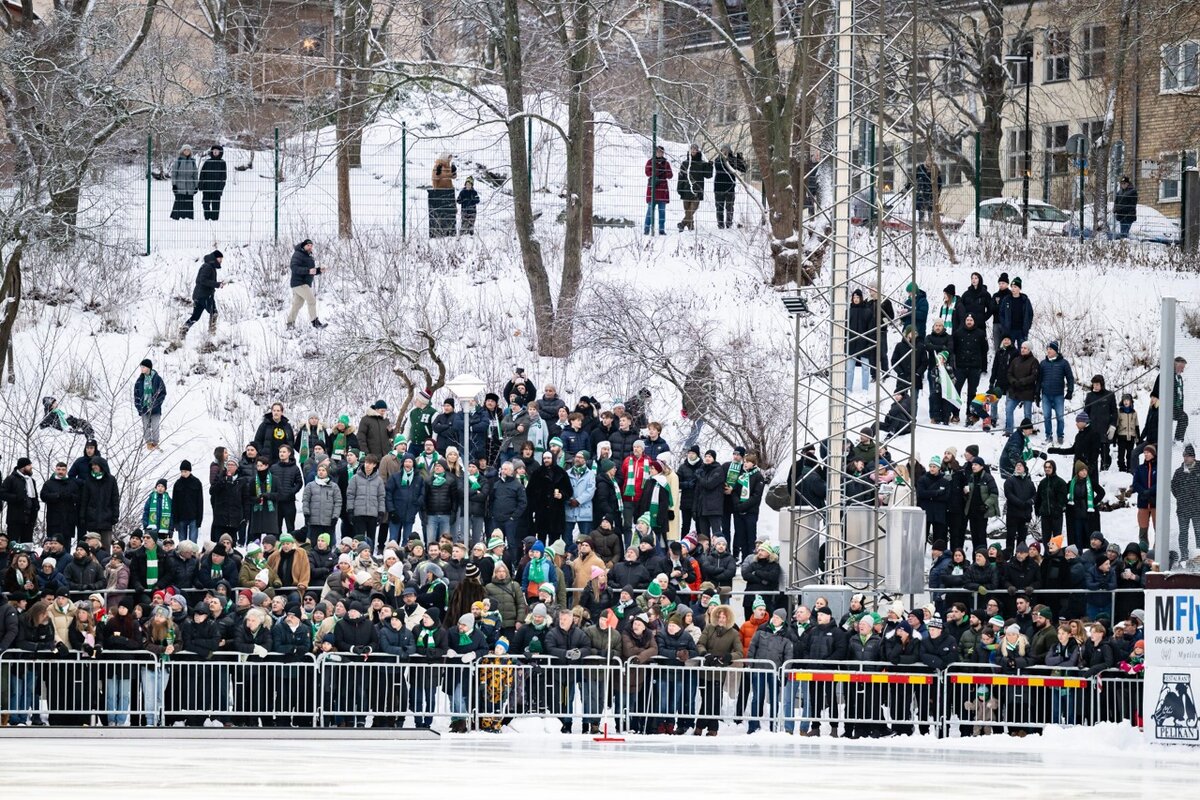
[1,725,1196,799]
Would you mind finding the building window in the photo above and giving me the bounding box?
[1079,120,1104,150]
[298,23,327,58]
[1007,37,1033,85]
[1044,30,1070,83]
[1160,150,1198,202]
[1044,124,1070,176]
[941,46,965,94]
[1007,129,1030,180]
[723,0,750,41]
[1080,25,1106,78]
[1161,42,1200,92]
[937,137,964,186]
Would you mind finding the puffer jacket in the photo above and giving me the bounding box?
[346,469,386,518]
[747,623,794,667]
[302,479,342,527]
[700,549,738,587]
[654,626,698,663]
[566,467,595,523]
[485,576,527,629]
[696,617,743,664]
[1007,352,1040,402]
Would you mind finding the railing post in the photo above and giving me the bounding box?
[145,134,152,256]
[401,121,408,243]
[273,127,280,246]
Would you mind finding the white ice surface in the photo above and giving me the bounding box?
[1,724,1195,798]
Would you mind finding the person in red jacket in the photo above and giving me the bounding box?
[643,146,673,236]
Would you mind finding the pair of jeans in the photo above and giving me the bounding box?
[388,517,416,543]
[175,520,199,543]
[746,673,778,733]
[8,668,34,724]
[1005,398,1033,433]
[782,679,810,734]
[141,666,167,727]
[847,356,871,391]
[425,514,452,543]
[643,201,666,234]
[1041,394,1066,441]
[105,677,132,726]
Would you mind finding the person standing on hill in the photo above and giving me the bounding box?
[712,145,746,229]
[675,144,712,232]
[643,145,672,236]
[134,359,166,450]
[182,249,225,337]
[170,144,199,220]
[285,239,327,330]
[457,177,479,235]
[1113,176,1138,239]
[198,144,228,221]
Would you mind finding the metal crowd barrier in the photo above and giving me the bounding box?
[942,663,1093,736]
[474,655,622,732]
[624,657,778,734]
[317,654,473,729]
[0,650,159,727]
[780,659,940,737]
[0,649,1143,732]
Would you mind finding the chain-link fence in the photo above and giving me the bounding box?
[1159,298,1200,570]
[103,112,769,253]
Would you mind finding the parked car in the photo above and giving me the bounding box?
[975,197,1071,236]
[1062,203,1181,245]
[878,191,965,232]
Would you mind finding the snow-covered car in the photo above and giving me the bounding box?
[1062,203,1181,245]
[975,197,1071,236]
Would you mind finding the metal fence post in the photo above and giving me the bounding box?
[273,127,280,245]
[527,116,533,195]
[401,121,408,242]
[973,131,981,238]
[1156,297,1177,553]
[145,134,152,256]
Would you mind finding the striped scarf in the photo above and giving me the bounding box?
[648,478,670,527]
[256,471,275,512]
[1067,477,1094,512]
[939,298,957,333]
[145,546,159,588]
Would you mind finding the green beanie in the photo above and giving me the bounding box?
[646,581,663,598]
[548,437,564,449]
[487,534,505,550]
[393,433,407,447]
[752,595,766,611]
[598,458,615,474]
[636,512,651,529]
[338,414,350,426]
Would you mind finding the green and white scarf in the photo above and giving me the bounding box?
[526,556,549,586]
[52,408,68,431]
[145,546,159,588]
[431,471,447,487]
[725,461,742,487]
[649,478,671,527]
[939,298,957,333]
[330,431,348,458]
[146,492,172,531]
[571,465,587,478]
[468,473,481,492]
[401,469,414,486]
[611,476,624,512]
[623,457,646,499]
[418,451,440,473]
[738,467,758,501]
[1067,477,1095,512]
[142,370,157,410]
[417,626,439,649]
[256,471,275,512]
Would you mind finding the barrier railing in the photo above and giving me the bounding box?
[942,662,1093,736]
[780,659,940,738]
[0,648,1143,733]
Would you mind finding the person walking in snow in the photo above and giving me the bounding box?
[170,144,199,220]
[198,144,227,221]
[134,359,166,450]
[285,239,327,330]
[676,144,712,231]
[182,249,226,337]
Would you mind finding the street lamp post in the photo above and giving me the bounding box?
[1005,52,1033,238]
[445,373,486,543]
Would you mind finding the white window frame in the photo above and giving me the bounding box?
[1079,119,1104,150]
[1079,25,1106,79]
[1044,29,1071,83]
[1161,41,1200,93]
[1007,36,1033,85]
[1044,123,1070,177]
[1159,150,1198,202]
[1006,129,1030,181]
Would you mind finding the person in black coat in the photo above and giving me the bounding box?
[269,445,305,537]
[1,459,38,544]
[846,289,876,391]
[692,452,727,540]
[77,456,120,549]
[527,452,572,544]
[891,326,928,398]
[254,405,296,464]
[675,447,702,536]
[172,460,205,543]
[198,144,227,221]
[285,239,326,329]
[1048,413,1104,484]
[1003,462,1036,552]
[40,462,80,545]
[209,460,247,541]
[711,145,746,229]
[916,458,950,544]
[195,544,237,592]
[741,543,783,622]
[952,313,989,408]
[68,440,101,484]
[1083,375,1118,471]
[183,250,225,335]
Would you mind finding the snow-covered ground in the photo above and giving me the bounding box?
[0,725,1194,797]
[6,84,1197,563]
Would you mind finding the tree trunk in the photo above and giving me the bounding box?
[0,241,25,383]
[581,91,595,248]
[48,185,82,243]
[497,0,560,356]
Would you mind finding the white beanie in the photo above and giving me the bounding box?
[388,562,405,581]
[355,570,372,584]
[254,568,269,584]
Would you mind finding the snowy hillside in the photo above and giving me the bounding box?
[5,84,1197,561]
